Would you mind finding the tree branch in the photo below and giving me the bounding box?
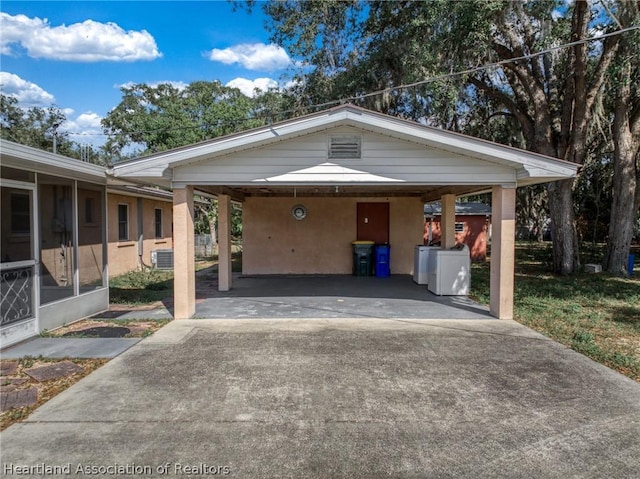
[492,42,546,106]
[585,34,620,117]
[565,0,589,164]
[491,38,555,151]
[468,76,535,144]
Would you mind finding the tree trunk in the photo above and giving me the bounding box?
[603,3,640,275]
[604,59,638,275]
[604,142,638,275]
[548,179,580,274]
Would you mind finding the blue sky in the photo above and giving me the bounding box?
[0,1,294,147]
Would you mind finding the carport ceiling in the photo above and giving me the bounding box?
[196,184,492,202]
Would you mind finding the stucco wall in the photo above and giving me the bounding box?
[243,197,423,275]
[107,193,173,277]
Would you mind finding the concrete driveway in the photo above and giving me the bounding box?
[2,318,640,478]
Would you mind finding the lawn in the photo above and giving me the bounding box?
[470,242,640,382]
[109,268,175,304]
[109,252,243,304]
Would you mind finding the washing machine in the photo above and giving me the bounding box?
[427,245,471,295]
[413,245,440,284]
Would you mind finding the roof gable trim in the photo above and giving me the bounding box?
[111,105,579,181]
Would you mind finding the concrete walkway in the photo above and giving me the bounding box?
[0,337,141,359]
[1,318,639,478]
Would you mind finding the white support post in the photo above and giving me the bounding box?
[440,194,456,249]
[218,194,232,292]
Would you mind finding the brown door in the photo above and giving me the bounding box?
[357,202,389,244]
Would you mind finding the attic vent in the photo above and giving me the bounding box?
[329,135,361,159]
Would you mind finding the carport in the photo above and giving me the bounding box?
[111,104,579,320]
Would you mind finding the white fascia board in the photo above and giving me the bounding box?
[341,111,579,175]
[111,112,358,177]
[1,139,106,183]
[112,112,355,178]
[516,163,579,182]
[110,105,579,182]
[107,188,174,203]
[171,180,517,189]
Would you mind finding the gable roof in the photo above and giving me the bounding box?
[110,104,579,192]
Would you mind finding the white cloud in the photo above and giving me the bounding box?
[282,78,301,91]
[0,72,105,147]
[0,12,161,62]
[0,72,55,107]
[64,111,106,148]
[208,43,291,71]
[75,112,102,129]
[226,77,279,97]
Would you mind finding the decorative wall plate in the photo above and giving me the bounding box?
[291,204,307,220]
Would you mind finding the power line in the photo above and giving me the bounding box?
[59,23,640,139]
[293,24,640,111]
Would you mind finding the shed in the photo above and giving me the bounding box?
[424,202,492,261]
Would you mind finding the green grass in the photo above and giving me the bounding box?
[109,269,174,304]
[470,242,640,382]
[109,252,243,305]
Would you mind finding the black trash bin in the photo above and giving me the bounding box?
[352,241,374,276]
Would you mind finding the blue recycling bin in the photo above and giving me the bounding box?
[375,244,390,278]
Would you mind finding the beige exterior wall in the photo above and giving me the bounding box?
[243,197,423,275]
[107,193,173,277]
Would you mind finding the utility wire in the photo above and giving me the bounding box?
[289,24,640,111]
[59,23,640,139]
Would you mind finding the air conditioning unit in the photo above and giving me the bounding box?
[151,249,174,270]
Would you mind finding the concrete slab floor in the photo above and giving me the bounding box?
[195,274,491,320]
[1,318,639,478]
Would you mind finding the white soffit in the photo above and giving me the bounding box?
[253,163,405,184]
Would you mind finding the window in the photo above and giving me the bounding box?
[78,184,105,290]
[155,208,163,238]
[11,193,30,235]
[118,204,129,241]
[85,198,95,224]
[455,222,465,233]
